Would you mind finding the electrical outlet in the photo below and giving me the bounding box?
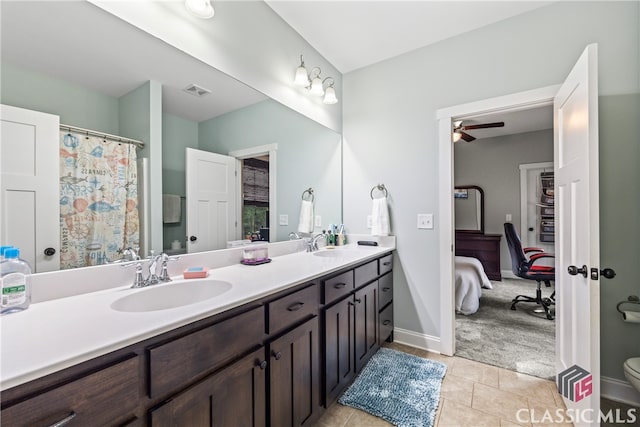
[506,213,512,222]
[279,214,288,226]
[417,213,434,229]
[315,215,322,227]
[366,215,373,229]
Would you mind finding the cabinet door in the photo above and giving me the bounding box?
[269,317,320,427]
[151,348,267,427]
[324,296,355,405]
[354,281,379,372]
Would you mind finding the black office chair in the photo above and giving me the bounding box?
[504,222,555,320]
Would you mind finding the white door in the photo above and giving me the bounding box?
[0,104,60,272]
[520,163,554,266]
[185,148,237,253]
[554,44,602,424]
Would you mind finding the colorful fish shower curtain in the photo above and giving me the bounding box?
[59,132,140,269]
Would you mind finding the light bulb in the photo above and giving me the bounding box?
[323,86,338,104]
[294,66,309,86]
[185,0,215,18]
[452,132,462,142]
[310,77,324,96]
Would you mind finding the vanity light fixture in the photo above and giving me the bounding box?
[293,55,339,104]
[185,0,215,19]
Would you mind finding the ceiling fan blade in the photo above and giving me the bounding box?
[460,131,475,142]
[461,121,505,130]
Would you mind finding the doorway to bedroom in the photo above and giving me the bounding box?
[452,105,556,380]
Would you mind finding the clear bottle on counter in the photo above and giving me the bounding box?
[1,248,32,315]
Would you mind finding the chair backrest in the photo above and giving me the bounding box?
[504,222,527,275]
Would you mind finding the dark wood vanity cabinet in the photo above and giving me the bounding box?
[322,254,394,406]
[269,317,320,427]
[1,251,394,426]
[455,232,502,280]
[150,347,267,427]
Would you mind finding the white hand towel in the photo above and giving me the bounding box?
[297,199,314,234]
[371,197,390,236]
[162,194,181,223]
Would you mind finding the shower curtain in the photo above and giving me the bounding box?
[59,131,140,269]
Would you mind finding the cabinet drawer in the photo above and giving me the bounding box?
[378,272,393,309]
[268,284,319,335]
[148,306,265,398]
[379,304,394,344]
[379,254,393,275]
[322,270,354,305]
[1,355,139,427]
[355,260,377,288]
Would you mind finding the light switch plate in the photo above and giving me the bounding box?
[417,213,434,229]
[279,214,288,226]
[366,215,373,229]
[315,215,322,227]
[506,213,512,222]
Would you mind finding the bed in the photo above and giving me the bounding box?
[455,255,493,315]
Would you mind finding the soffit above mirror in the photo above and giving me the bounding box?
[0,1,267,123]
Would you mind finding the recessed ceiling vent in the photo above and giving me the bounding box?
[183,84,211,97]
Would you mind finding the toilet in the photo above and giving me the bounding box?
[623,357,640,393]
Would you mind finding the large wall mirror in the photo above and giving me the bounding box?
[454,185,484,233]
[0,1,342,272]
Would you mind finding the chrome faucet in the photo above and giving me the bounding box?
[288,231,301,240]
[122,252,179,288]
[307,233,325,252]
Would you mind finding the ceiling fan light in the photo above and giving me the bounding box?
[185,0,215,18]
[294,66,309,86]
[323,86,338,104]
[453,120,463,128]
[452,132,462,143]
[310,77,324,96]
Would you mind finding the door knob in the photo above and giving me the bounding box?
[189,236,197,242]
[590,267,616,280]
[528,227,534,232]
[44,247,56,256]
[568,265,588,277]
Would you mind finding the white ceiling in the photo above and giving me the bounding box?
[0,1,267,123]
[266,1,553,74]
[455,105,553,141]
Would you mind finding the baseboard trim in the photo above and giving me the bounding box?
[501,270,519,280]
[393,328,442,354]
[602,376,640,406]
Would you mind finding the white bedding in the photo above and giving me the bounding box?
[455,256,493,315]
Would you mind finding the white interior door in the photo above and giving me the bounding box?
[185,148,237,253]
[0,104,60,272]
[520,162,554,267]
[554,44,601,424]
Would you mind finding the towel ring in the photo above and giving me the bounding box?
[616,295,640,315]
[302,188,314,202]
[370,184,388,200]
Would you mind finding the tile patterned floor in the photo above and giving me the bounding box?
[314,342,637,427]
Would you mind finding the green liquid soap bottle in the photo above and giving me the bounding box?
[1,248,32,315]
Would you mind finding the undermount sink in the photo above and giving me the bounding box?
[313,250,347,258]
[111,279,232,312]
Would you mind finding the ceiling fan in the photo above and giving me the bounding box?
[452,120,505,142]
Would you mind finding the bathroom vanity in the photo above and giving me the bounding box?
[0,243,394,426]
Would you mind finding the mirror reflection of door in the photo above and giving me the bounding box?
[454,185,484,233]
[241,157,270,242]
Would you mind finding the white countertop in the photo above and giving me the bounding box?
[0,242,394,391]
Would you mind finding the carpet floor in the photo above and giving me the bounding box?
[455,277,556,380]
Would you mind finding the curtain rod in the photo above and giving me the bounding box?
[60,124,145,149]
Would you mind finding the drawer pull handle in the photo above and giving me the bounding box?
[348,301,355,306]
[333,283,346,289]
[258,360,268,370]
[382,320,391,325]
[355,298,362,304]
[272,351,282,360]
[382,287,391,292]
[48,412,76,427]
[383,261,391,266]
[287,302,304,311]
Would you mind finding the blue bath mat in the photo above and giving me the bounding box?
[338,348,447,427]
